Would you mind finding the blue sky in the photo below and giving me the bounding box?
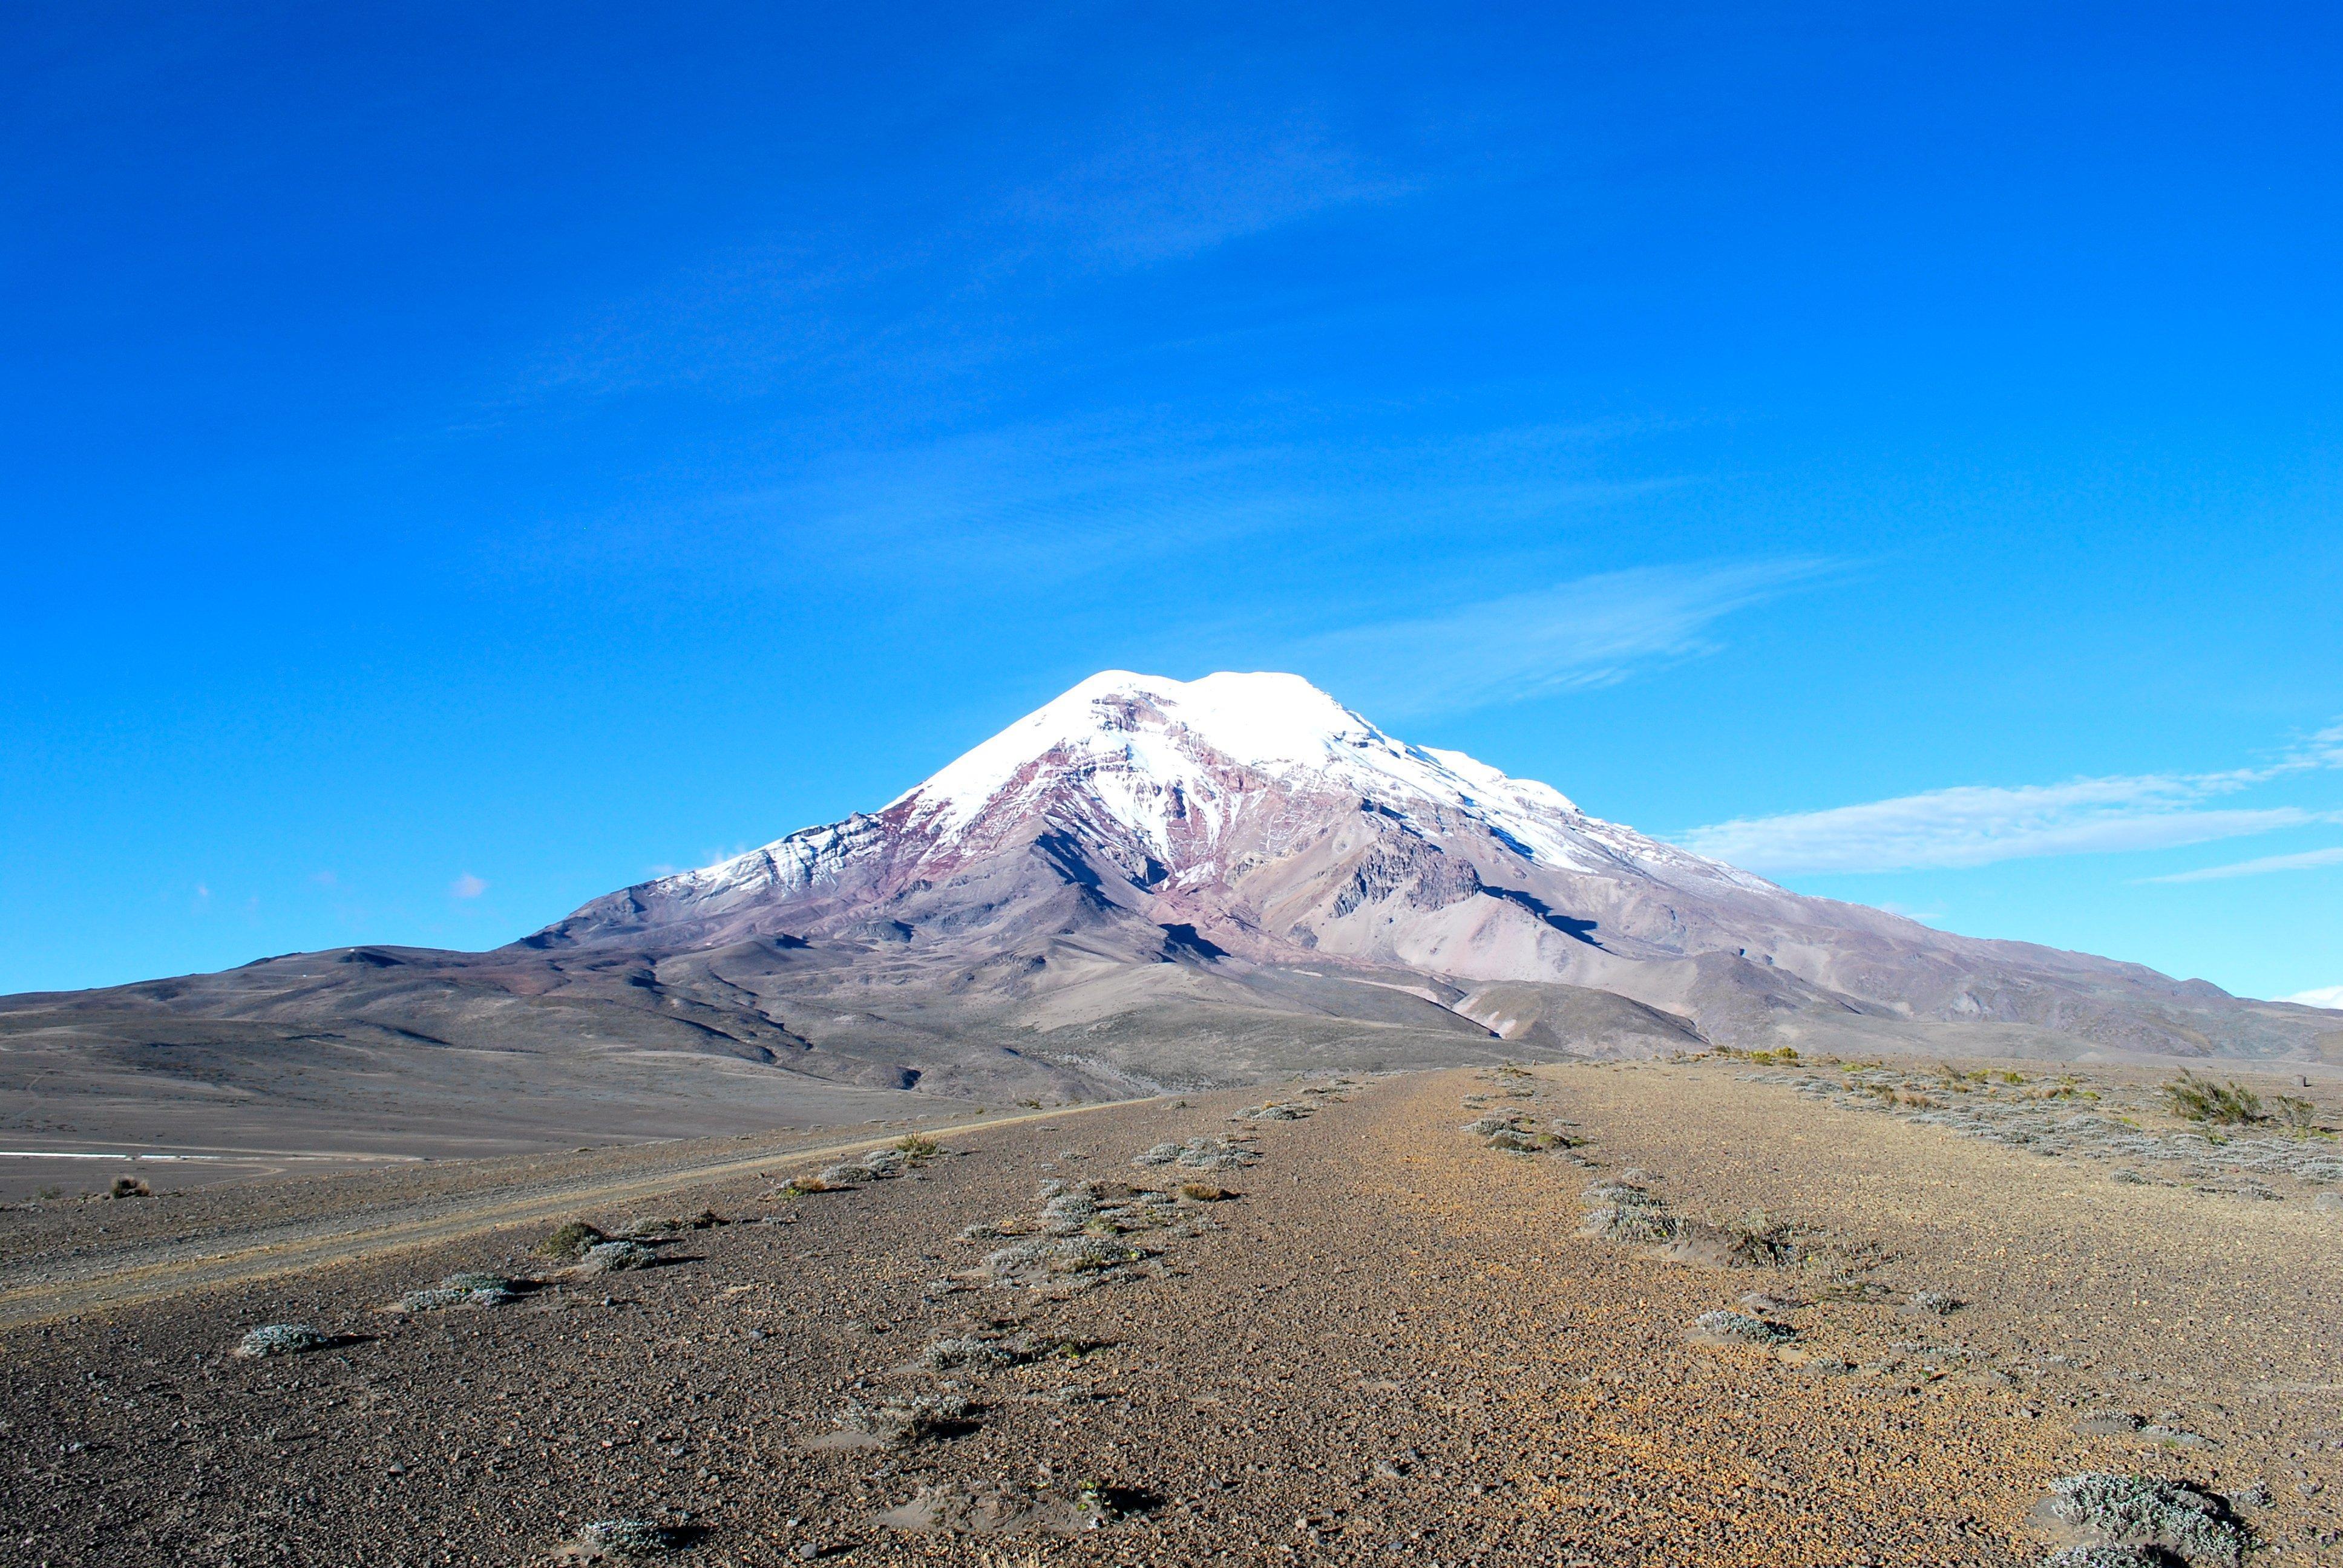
[5,2,2338,1002]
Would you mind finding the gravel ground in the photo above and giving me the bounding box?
[3,1061,2338,1567]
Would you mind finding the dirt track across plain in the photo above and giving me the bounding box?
[0,1100,1146,1329]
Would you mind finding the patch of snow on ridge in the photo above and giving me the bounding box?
[647,816,873,906]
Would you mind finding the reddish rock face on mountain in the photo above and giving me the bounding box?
[4,672,2332,1148]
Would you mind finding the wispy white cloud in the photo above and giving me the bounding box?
[1017,116,1408,266]
[494,105,1409,410]
[1299,560,1840,719]
[449,872,488,900]
[1680,724,2343,876]
[2282,984,2343,1010]
[2143,846,2343,884]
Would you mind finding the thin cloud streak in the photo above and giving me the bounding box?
[1681,723,2343,876]
[1300,559,1840,719]
[2144,846,2343,884]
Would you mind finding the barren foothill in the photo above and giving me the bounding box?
[4,1058,2338,1567]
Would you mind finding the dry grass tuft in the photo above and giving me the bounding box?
[2160,1071,2264,1126]
[536,1220,608,1259]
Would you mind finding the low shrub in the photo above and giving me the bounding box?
[1579,1180,1679,1243]
[922,1334,1017,1371]
[577,1240,660,1274]
[1685,1310,1795,1347]
[578,1518,680,1557]
[235,1324,330,1359]
[2035,1474,2246,1567]
[837,1391,978,1446]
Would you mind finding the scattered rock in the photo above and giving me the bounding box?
[1902,1290,1965,1317]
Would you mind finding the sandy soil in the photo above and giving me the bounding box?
[3,1060,2338,1567]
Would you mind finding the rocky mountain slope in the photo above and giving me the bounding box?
[4,672,2335,1150]
[535,671,2330,1062]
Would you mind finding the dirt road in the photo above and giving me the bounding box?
[0,1100,1145,1329]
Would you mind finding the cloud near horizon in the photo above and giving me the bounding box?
[449,872,488,899]
[2142,845,2343,884]
[1679,724,2343,876]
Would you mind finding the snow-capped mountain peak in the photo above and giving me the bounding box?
[541,669,1784,962]
[889,670,1585,855]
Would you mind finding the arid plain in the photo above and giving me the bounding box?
[5,1053,2337,1567]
